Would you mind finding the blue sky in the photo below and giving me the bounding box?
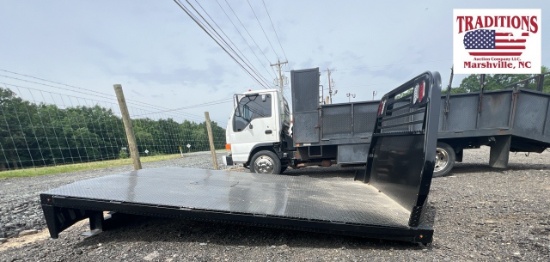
[0,0,548,125]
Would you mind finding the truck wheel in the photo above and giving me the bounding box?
[434,142,455,177]
[250,150,281,174]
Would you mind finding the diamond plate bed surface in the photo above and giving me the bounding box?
[45,167,410,228]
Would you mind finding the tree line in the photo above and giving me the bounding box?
[0,87,226,171]
[450,66,550,94]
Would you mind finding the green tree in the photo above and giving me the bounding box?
[455,74,480,93]
[210,121,227,149]
[0,87,41,169]
[73,127,101,161]
[0,85,226,170]
[453,66,549,94]
[134,129,154,154]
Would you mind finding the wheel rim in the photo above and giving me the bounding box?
[253,155,275,173]
[434,147,449,172]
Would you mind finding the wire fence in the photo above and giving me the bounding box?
[0,76,226,171]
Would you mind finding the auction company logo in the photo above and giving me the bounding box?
[453,9,541,74]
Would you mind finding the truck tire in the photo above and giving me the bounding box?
[250,150,281,174]
[434,142,455,177]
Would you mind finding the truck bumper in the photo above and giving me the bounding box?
[223,155,233,166]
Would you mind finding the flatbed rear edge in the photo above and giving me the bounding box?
[40,193,434,244]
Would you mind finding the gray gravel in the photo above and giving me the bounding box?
[1,148,549,261]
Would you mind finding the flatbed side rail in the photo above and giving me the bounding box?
[360,71,442,227]
[41,195,435,243]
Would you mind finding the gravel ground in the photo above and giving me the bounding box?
[0,148,549,261]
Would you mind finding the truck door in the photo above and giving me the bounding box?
[229,93,279,162]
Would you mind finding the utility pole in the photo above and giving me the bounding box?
[326,68,336,104]
[346,93,356,102]
[271,59,288,93]
[271,59,288,116]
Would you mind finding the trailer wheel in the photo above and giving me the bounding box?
[250,150,281,174]
[434,142,455,177]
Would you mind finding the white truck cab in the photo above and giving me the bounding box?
[224,67,375,175]
[224,89,291,173]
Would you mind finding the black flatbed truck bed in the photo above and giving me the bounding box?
[41,72,442,244]
[41,167,433,243]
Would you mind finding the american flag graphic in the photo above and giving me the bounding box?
[463,29,529,56]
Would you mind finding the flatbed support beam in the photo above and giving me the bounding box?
[489,135,511,168]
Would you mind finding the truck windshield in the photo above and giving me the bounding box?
[233,94,272,132]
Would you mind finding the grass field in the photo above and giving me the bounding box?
[0,154,182,179]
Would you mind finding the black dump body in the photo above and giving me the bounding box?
[291,68,380,147]
[438,85,550,150]
[291,68,380,164]
[292,70,550,168]
[40,72,442,244]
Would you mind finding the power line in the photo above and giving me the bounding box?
[0,69,175,112]
[214,0,277,79]
[172,0,270,89]
[0,74,117,101]
[172,0,268,88]
[261,0,288,61]
[0,73,201,121]
[130,107,205,122]
[0,80,205,122]
[132,98,233,117]
[219,0,277,77]
[335,59,452,72]
[190,0,273,87]
[0,70,235,121]
[246,0,280,59]
[185,0,271,88]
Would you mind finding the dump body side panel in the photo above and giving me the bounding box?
[320,101,378,140]
[291,68,379,163]
[514,90,550,142]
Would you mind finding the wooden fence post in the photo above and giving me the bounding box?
[204,112,219,170]
[114,84,142,170]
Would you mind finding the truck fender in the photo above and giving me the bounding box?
[246,143,279,166]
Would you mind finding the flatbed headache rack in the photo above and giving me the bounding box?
[40,72,442,244]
